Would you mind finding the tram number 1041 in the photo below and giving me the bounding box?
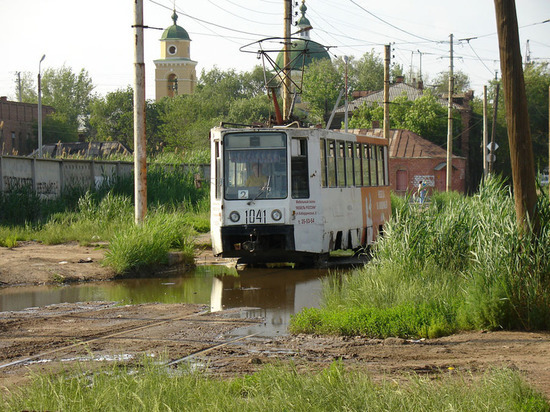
[245,209,267,224]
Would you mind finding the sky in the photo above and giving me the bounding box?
[0,0,549,102]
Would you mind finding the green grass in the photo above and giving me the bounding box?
[2,361,547,411]
[291,176,550,338]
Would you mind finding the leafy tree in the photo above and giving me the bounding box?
[14,71,37,103]
[41,66,95,133]
[523,62,550,172]
[348,91,457,148]
[89,87,134,145]
[227,94,272,125]
[431,70,471,95]
[301,58,343,124]
[40,113,78,143]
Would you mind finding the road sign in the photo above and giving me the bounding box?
[487,142,499,151]
[488,154,496,162]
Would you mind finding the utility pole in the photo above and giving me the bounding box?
[489,81,499,174]
[133,0,147,224]
[383,44,391,141]
[494,0,539,235]
[446,34,454,192]
[283,0,292,122]
[344,56,349,132]
[483,85,488,179]
[16,72,22,102]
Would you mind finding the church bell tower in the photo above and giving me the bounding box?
[154,10,197,100]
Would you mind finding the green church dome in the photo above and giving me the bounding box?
[275,39,330,71]
[161,11,191,41]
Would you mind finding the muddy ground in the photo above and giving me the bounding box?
[0,242,549,399]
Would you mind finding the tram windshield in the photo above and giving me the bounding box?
[224,132,288,200]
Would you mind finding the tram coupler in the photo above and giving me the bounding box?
[242,229,259,252]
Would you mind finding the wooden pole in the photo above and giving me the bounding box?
[489,82,500,174]
[133,0,147,224]
[446,34,454,192]
[384,44,391,141]
[283,0,292,122]
[483,85,488,179]
[494,0,539,235]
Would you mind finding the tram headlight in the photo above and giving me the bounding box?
[229,211,240,222]
[271,209,282,221]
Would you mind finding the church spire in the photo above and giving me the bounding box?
[296,0,311,39]
[171,9,178,26]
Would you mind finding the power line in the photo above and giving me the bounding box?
[220,0,280,16]
[206,0,280,26]
[148,0,274,38]
[347,0,438,43]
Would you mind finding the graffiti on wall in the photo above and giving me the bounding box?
[3,176,33,190]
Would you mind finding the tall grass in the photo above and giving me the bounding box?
[3,361,547,411]
[291,177,550,337]
[103,210,195,274]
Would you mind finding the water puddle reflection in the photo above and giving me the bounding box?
[0,265,333,337]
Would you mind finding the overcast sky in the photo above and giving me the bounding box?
[1,0,549,101]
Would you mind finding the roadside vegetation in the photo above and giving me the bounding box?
[3,360,547,411]
[291,177,550,338]
[0,158,209,274]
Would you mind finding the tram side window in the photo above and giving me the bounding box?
[337,141,346,187]
[346,142,354,187]
[362,144,370,186]
[327,140,337,187]
[369,144,378,186]
[355,143,363,186]
[320,139,327,188]
[215,141,222,199]
[376,146,385,186]
[291,138,310,199]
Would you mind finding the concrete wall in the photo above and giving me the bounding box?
[0,155,210,199]
[0,156,133,199]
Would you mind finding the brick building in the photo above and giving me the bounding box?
[368,128,466,195]
[0,96,54,155]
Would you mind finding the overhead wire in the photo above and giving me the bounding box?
[148,0,274,38]
[206,0,280,26]
[220,0,280,16]
[346,0,438,43]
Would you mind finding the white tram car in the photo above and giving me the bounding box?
[210,126,391,265]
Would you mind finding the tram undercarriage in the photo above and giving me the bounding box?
[219,224,328,265]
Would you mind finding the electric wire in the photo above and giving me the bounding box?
[206,0,280,26]
[347,0,438,43]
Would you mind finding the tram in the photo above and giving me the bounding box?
[210,126,391,265]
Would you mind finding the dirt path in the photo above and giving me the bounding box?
[0,302,549,399]
[0,242,549,400]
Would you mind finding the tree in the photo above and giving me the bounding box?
[301,59,343,124]
[431,70,471,95]
[523,62,550,171]
[89,87,134,145]
[348,91,455,148]
[14,72,37,103]
[41,66,95,133]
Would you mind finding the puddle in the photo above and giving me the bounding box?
[0,265,335,337]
